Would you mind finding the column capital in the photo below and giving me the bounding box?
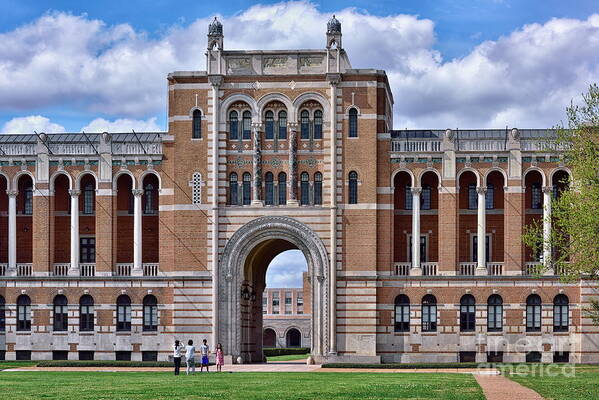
[476,186,487,194]
[68,189,81,197]
[6,190,18,198]
[287,122,298,130]
[208,74,224,87]
[131,189,143,197]
[542,186,553,193]
[410,187,422,195]
[251,122,263,131]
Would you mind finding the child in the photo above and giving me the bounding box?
[200,339,210,372]
[185,339,196,375]
[215,343,224,372]
[173,340,183,375]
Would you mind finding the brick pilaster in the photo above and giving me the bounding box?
[438,184,458,274]
[504,188,523,274]
[95,182,113,274]
[32,187,51,274]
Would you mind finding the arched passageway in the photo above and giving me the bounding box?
[286,328,301,348]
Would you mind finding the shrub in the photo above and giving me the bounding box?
[263,348,310,357]
[36,360,178,368]
[322,362,482,369]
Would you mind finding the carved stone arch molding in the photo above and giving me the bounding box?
[218,216,329,360]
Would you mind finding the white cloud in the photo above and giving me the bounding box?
[1,3,598,129]
[266,250,307,288]
[1,115,65,133]
[81,117,161,132]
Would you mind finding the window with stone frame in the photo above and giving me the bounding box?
[421,294,437,332]
[314,172,323,205]
[83,182,95,214]
[53,295,68,332]
[526,294,542,332]
[229,111,239,140]
[79,295,94,332]
[487,294,503,332]
[348,108,358,137]
[192,109,202,139]
[229,173,238,205]
[348,171,358,204]
[265,110,274,140]
[242,172,251,205]
[460,294,476,332]
[278,172,287,205]
[191,172,202,205]
[553,294,569,332]
[116,295,131,332]
[394,294,410,332]
[300,172,310,205]
[242,111,251,140]
[143,295,158,332]
[17,295,31,331]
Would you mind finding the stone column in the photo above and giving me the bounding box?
[68,190,80,276]
[287,122,299,206]
[476,187,487,275]
[131,189,143,276]
[7,190,18,276]
[251,122,263,206]
[208,74,223,346]
[411,187,422,275]
[542,186,553,273]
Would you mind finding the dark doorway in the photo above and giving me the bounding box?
[263,328,276,348]
[286,328,301,347]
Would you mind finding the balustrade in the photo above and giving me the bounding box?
[52,263,70,277]
[459,262,477,276]
[487,262,504,276]
[80,263,96,277]
[393,262,411,276]
[421,262,438,276]
[17,263,32,277]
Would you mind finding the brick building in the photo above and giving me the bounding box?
[0,16,597,364]
[262,273,312,349]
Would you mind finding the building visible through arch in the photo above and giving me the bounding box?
[0,16,596,365]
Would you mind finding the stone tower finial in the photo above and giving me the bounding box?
[207,16,223,50]
[326,15,342,49]
[327,15,341,34]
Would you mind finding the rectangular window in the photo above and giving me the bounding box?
[408,235,427,263]
[405,186,413,210]
[485,185,494,209]
[526,351,542,363]
[472,235,491,263]
[262,296,267,314]
[421,186,431,210]
[142,351,158,362]
[487,305,502,332]
[468,184,477,209]
[531,184,542,209]
[117,305,132,331]
[17,305,31,331]
[487,351,503,363]
[421,304,437,332]
[115,351,131,361]
[53,351,69,360]
[272,292,279,315]
[526,305,542,332]
[80,305,94,332]
[459,351,476,363]
[79,351,94,361]
[553,351,569,363]
[394,304,410,332]
[16,351,31,361]
[80,237,96,263]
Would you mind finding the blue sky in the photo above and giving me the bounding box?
[0,1,597,133]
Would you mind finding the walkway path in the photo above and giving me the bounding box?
[474,374,544,400]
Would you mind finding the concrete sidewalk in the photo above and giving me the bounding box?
[474,375,544,400]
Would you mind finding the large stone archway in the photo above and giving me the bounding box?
[217,216,329,362]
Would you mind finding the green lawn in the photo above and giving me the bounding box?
[0,371,484,400]
[505,365,599,400]
[266,354,308,361]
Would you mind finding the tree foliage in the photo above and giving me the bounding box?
[522,83,599,322]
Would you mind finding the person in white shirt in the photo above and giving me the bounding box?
[173,340,183,375]
[199,339,210,372]
[185,339,196,375]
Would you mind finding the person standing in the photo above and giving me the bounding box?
[185,339,196,375]
[215,343,224,372]
[173,340,183,375]
[200,339,210,372]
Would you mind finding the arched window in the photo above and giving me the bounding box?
[487,294,503,332]
[53,295,68,331]
[460,294,476,332]
[83,182,94,214]
[421,295,437,332]
[486,184,494,209]
[79,295,94,332]
[24,182,33,215]
[242,111,251,140]
[229,173,238,205]
[143,183,156,214]
[229,111,239,140]
[278,172,287,205]
[526,294,542,332]
[553,294,569,332]
[348,108,358,137]
[192,109,202,139]
[143,295,158,332]
[394,294,410,333]
[242,172,251,205]
[278,111,287,140]
[531,183,542,209]
[0,295,5,332]
[405,185,412,210]
[468,184,477,209]
[300,110,310,140]
[421,185,431,210]
[17,295,31,331]
[265,111,274,140]
[300,172,310,205]
[348,171,358,204]
[314,172,323,205]
[314,110,323,140]
[116,295,131,332]
[265,172,274,206]
[191,172,202,205]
